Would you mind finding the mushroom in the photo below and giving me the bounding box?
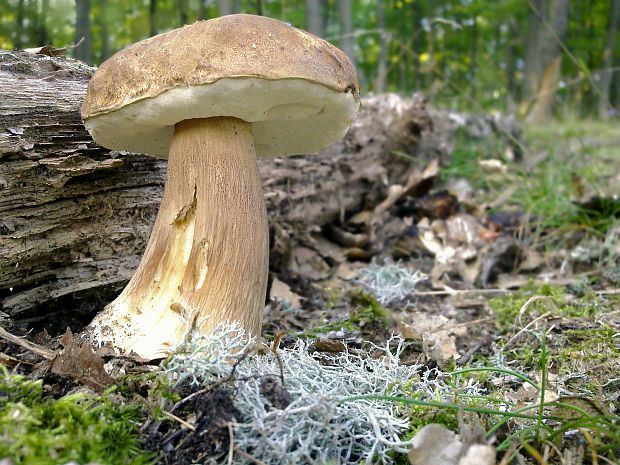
[81,14,360,359]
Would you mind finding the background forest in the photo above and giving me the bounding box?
[0,0,618,121]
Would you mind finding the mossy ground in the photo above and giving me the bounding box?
[0,369,154,465]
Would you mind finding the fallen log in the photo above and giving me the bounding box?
[0,50,435,325]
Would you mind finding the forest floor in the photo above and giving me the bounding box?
[1,119,619,465]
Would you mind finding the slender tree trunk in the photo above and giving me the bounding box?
[427,0,436,104]
[322,0,330,33]
[469,16,479,101]
[505,19,518,110]
[179,0,189,25]
[149,0,157,36]
[412,0,423,90]
[37,0,50,46]
[74,0,93,64]
[305,0,323,37]
[96,0,110,63]
[597,0,619,119]
[339,0,355,65]
[525,0,569,122]
[199,0,207,19]
[376,0,388,93]
[233,0,242,13]
[399,6,410,93]
[523,0,546,104]
[15,0,25,48]
[218,0,232,15]
[256,0,263,15]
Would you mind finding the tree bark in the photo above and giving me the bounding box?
[38,0,50,47]
[523,0,569,121]
[179,0,189,26]
[149,0,157,36]
[338,0,355,66]
[15,0,25,49]
[218,0,232,16]
[523,0,546,104]
[597,0,619,119]
[96,0,110,63]
[305,0,323,37]
[74,0,93,64]
[0,51,433,325]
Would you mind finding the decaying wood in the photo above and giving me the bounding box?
[0,50,434,322]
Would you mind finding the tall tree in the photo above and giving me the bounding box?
[74,0,93,64]
[218,0,232,15]
[522,0,546,103]
[149,0,157,36]
[96,0,109,62]
[179,0,189,26]
[338,0,355,66]
[597,0,619,118]
[15,0,25,48]
[305,0,323,37]
[37,0,49,46]
[525,0,569,122]
[375,0,388,93]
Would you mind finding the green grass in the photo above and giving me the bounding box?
[440,121,620,250]
[0,368,154,465]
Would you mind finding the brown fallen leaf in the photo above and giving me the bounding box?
[51,328,114,392]
[270,277,304,308]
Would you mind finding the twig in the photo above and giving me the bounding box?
[594,289,620,295]
[414,288,513,296]
[503,311,552,351]
[0,351,28,367]
[161,410,196,432]
[234,447,269,465]
[227,422,234,465]
[0,325,55,360]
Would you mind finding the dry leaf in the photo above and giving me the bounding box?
[51,328,114,392]
[270,278,303,308]
[408,424,495,465]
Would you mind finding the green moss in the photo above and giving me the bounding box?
[489,284,603,333]
[299,288,391,338]
[0,369,154,465]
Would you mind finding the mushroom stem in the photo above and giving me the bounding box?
[89,117,269,358]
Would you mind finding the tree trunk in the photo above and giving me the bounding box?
[525,0,569,122]
[375,0,388,94]
[74,0,93,64]
[305,0,323,37]
[199,0,209,19]
[412,0,423,90]
[15,0,25,49]
[522,0,546,104]
[338,0,355,66]
[149,0,157,36]
[218,0,232,16]
[96,0,110,63]
[0,51,434,326]
[597,0,619,119]
[38,0,50,46]
[179,0,189,26]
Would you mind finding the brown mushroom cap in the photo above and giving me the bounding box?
[81,14,360,158]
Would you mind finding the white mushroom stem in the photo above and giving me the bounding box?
[88,117,269,358]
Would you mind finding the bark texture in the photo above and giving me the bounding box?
[0,50,434,325]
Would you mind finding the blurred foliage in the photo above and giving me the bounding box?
[0,0,617,115]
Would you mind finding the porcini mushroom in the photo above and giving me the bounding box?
[81,14,360,359]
